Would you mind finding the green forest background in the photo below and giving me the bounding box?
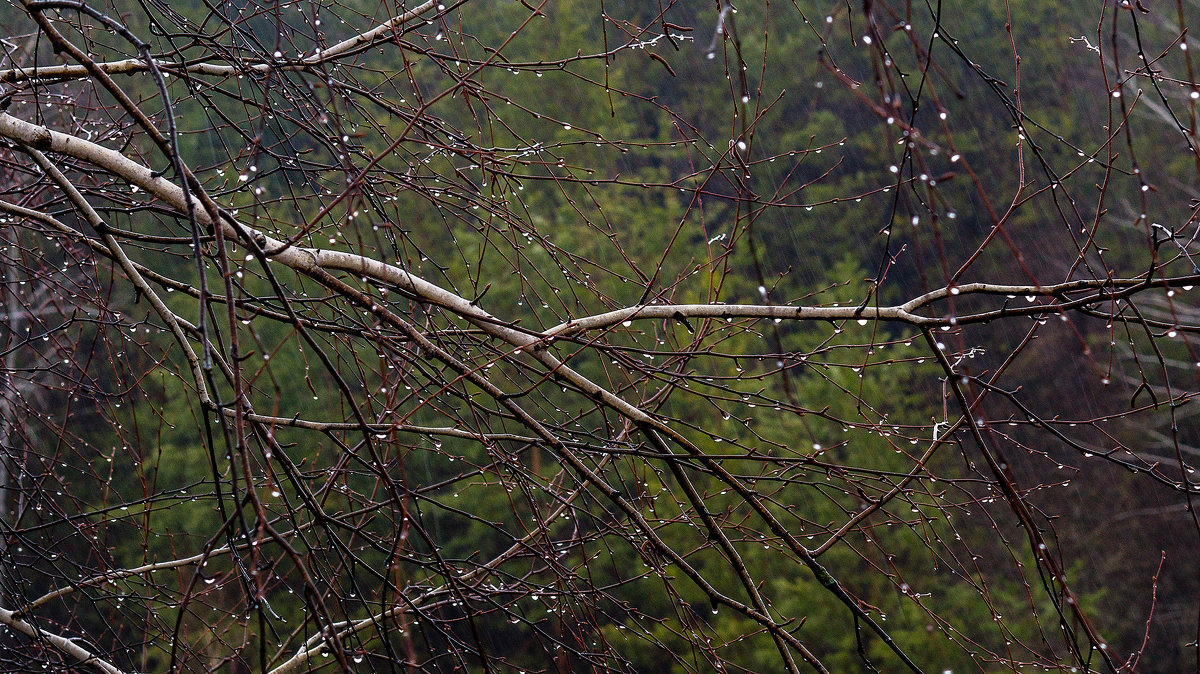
[2,0,1199,672]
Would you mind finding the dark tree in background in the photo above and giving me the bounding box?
[0,0,1197,671]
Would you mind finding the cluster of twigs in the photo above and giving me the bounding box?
[0,0,1195,672]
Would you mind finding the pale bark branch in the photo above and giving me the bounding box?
[2,111,1163,671]
[0,1,438,83]
[0,605,127,674]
